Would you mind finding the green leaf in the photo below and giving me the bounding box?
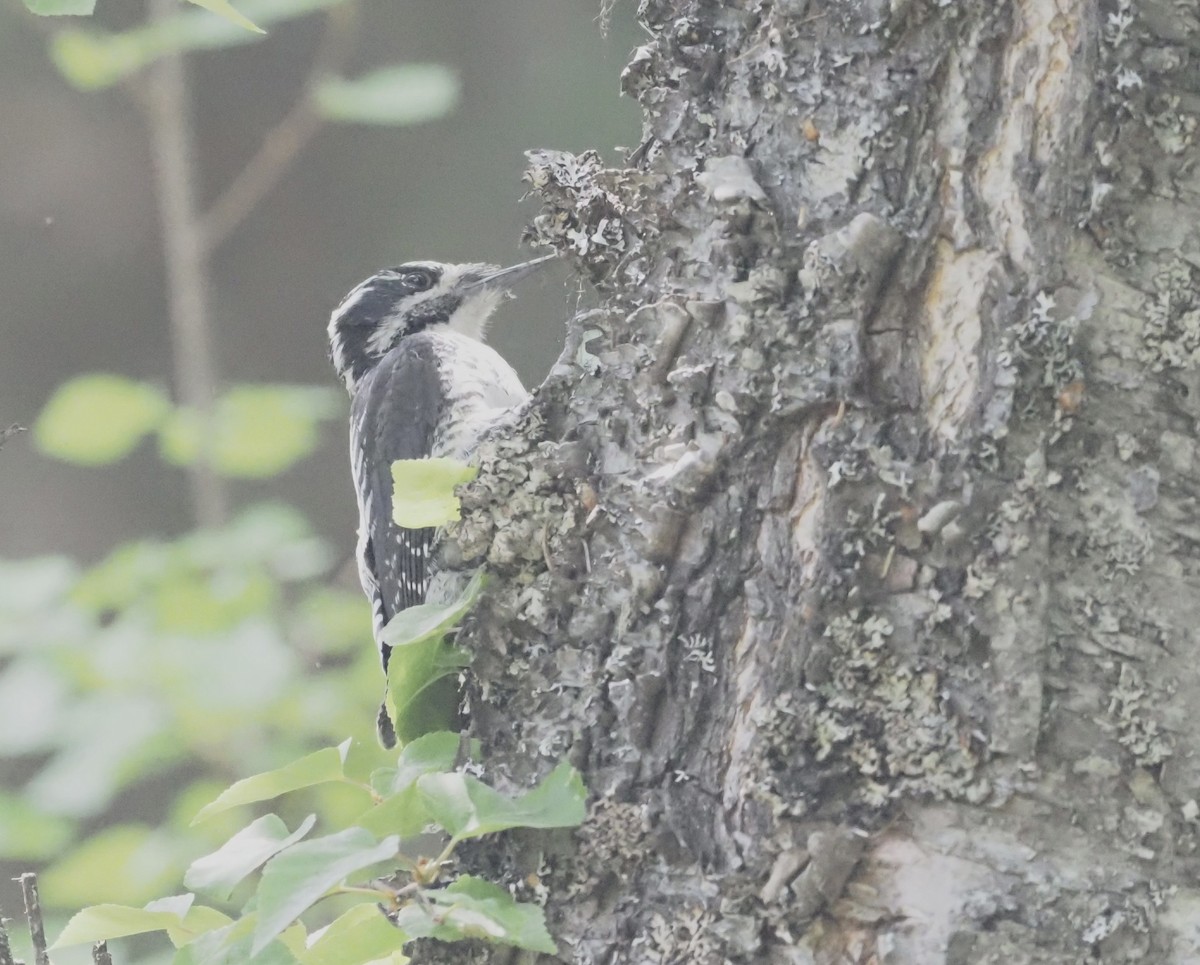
[185,813,317,900]
[389,457,477,528]
[353,784,432,841]
[34,374,169,465]
[50,0,350,90]
[392,876,555,953]
[390,732,464,793]
[356,734,474,838]
[299,903,409,965]
[0,791,74,860]
[254,828,399,954]
[379,573,482,743]
[379,571,485,649]
[53,903,185,948]
[159,385,340,479]
[418,762,586,844]
[384,635,470,746]
[171,914,301,965]
[184,0,263,33]
[314,65,460,127]
[24,0,95,13]
[53,896,226,949]
[192,740,351,824]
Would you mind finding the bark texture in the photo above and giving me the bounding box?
[427,0,1200,961]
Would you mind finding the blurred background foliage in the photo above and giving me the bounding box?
[0,0,640,960]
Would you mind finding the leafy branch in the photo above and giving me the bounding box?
[52,735,585,961]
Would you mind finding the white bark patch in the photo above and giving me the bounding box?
[919,241,994,440]
[807,115,880,203]
[976,0,1083,269]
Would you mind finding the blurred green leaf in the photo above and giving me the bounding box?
[159,385,340,479]
[41,825,186,908]
[418,762,586,845]
[185,0,263,33]
[296,588,371,656]
[193,740,351,824]
[0,658,69,754]
[299,903,409,965]
[185,814,317,900]
[27,694,174,820]
[392,876,555,953]
[389,457,477,528]
[50,0,351,89]
[153,568,276,634]
[253,828,399,954]
[23,0,95,14]
[314,64,460,127]
[34,374,169,465]
[0,791,74,860]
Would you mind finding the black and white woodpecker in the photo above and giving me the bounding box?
[327,255,553,747]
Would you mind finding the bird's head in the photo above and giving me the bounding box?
[327,255,553,391]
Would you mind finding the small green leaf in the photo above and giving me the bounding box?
[314,65,460,127]
[24,0,95,13]
[192,740,351,824]
[159,385,340,479]
[390,457,477,528]
[184,0,264,33]
[34,374,170,465]
[185,814,317,899]
[379,571,485,649]
[254,828,399,954]
[390,732,464,793]
[418,761,586,844]
[299,903,409,965]
[392,876,555,953]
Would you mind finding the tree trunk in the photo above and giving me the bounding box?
[431,0,1200,960]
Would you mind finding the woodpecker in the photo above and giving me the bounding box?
[327,255,552,747]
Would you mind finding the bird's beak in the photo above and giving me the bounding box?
[464,254,556,291]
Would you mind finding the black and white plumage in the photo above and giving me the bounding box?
[327,257,551,747]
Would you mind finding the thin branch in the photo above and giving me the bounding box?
[144,0,227,528]
[17,875,49,965]
[0,903,14,965]
[197,4,359,255]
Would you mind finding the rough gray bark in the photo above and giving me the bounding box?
[427,0,1200,961]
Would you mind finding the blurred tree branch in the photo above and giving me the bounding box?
[199,4,358,256]
[138,2,358,528]
[145,0,225,527]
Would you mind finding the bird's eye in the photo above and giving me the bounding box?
[401,269,435,292]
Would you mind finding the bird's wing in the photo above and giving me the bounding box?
[349,335,446,669]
